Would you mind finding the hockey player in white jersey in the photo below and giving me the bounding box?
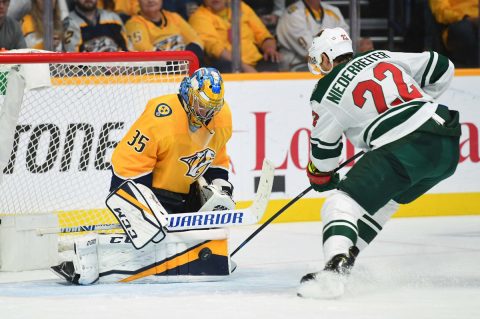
[298,27,461,298]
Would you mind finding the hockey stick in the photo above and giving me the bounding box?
[230,151,365,257]
[37,159,275,235]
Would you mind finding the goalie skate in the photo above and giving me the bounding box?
[51,234,99,285]
[297,246,359,299]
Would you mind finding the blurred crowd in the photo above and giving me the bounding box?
[0,0,478,71]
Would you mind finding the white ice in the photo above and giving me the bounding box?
[1,216,479,319]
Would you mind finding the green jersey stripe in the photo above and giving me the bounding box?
[323,219,359,232]
[311,141,343,160]
[430,54,450,84]
[362,214,383,231]
[362,101,425,145]
[421,51,434,87]
[323,225,358,244]
[310,136,342,147]
[358,219,378,244]
[368,107,420,144]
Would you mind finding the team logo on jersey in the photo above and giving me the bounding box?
[155,103,172,117]
[180,148,216,179]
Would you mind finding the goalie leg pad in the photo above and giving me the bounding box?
[52,233,99,285]
[94,229,232,283]
[72,233,100,285]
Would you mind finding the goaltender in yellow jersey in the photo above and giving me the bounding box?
[110,67,233,214]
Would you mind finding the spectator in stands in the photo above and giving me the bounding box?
[126,0,204,65]
[98,0,139,22]
[189,0,280,73]
[276,0,349,71]
[6,0,30,21]
[63,0,131,52]
[0,0,27,50]
[243,0,285,34]
[429,0,479,67]
[22,0,63,51]
[163,0,201,20]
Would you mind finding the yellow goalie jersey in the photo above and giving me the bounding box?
[111,94,232,194]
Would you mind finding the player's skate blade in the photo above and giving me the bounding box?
[297,271,346,299]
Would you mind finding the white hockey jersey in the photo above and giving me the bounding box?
[309,50,454,172]
[276,1,349,71]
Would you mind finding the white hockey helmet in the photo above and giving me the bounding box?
[308,27,353,75]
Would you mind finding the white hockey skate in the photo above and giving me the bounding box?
[297,246,359,299]
[51,234,99,285]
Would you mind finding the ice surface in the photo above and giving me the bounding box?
[1,216,479,319]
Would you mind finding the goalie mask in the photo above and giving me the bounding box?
[308,27,353,75]
[179,67,225,131]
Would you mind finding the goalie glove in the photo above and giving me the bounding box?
[306,161,340,192]
[198,178,235,212]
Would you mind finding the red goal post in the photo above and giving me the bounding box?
[0,51,199,73]
[0,50,199,236]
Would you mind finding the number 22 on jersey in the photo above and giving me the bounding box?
[352,62,423,114]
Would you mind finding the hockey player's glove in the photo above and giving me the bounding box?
[306,161,340,192]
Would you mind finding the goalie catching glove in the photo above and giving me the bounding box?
[198,178,235,212]
[307,161,340,192]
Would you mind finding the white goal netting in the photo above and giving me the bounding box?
[0,51,197,231]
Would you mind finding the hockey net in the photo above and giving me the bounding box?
[0,50,198,234]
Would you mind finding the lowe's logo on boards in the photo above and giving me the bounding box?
[168,211,244,228]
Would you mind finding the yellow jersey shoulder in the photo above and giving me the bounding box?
[139,94,188,135]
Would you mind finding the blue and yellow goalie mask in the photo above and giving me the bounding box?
[180,67,224,129]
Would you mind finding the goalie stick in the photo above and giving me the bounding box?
[37,159,275,236]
